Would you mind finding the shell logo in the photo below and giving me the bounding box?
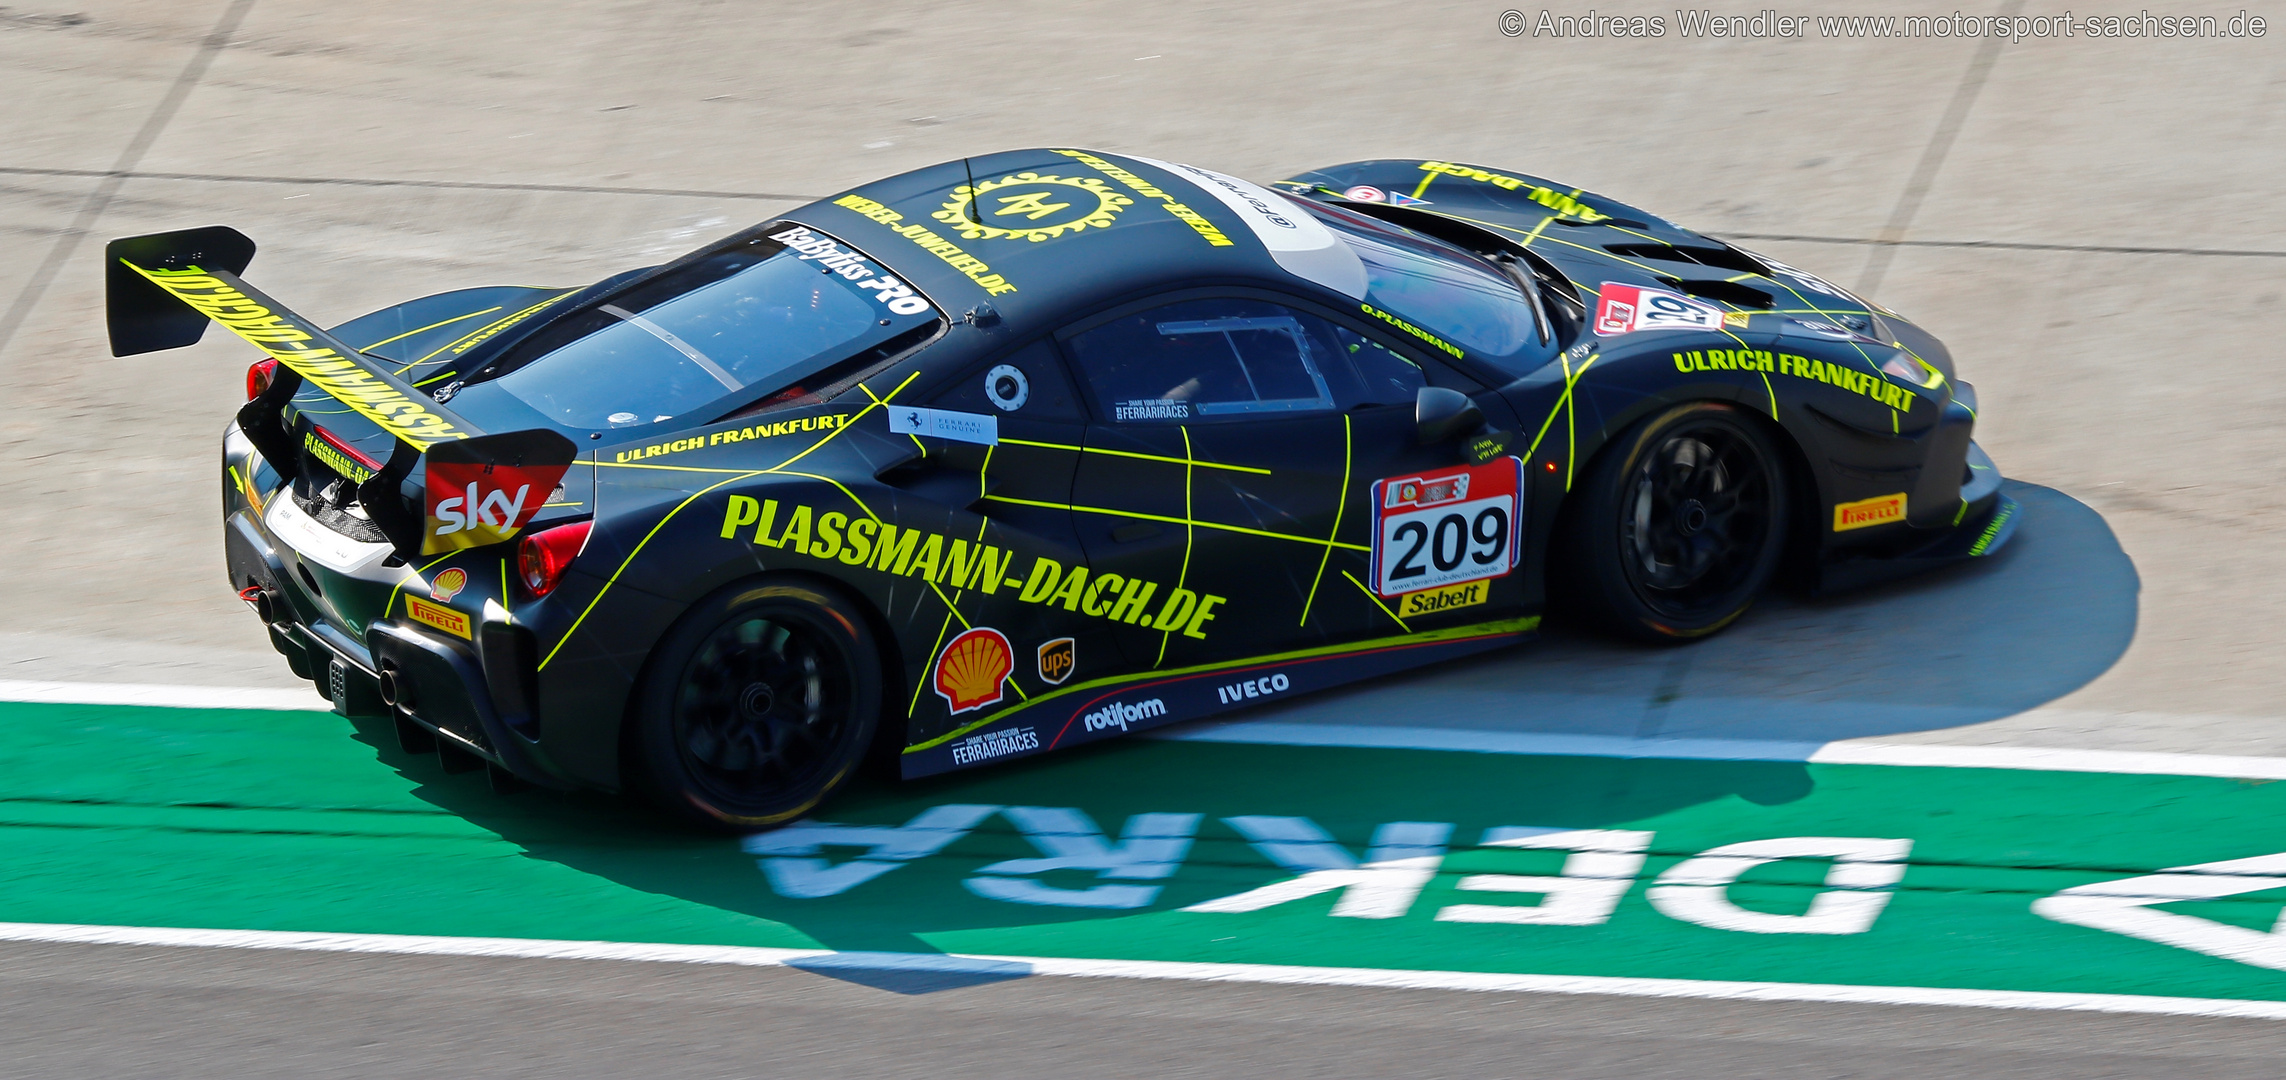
[934,627,1014,714]
[429,567,468,602]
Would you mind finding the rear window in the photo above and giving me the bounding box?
[464,224,940,430]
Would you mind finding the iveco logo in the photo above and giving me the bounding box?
[1216,672,1290,704]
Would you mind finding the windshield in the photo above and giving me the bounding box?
[1306,205,1554,379]
[452,224,940,431]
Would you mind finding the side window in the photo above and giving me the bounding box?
[930,337,1084,422]
[1325,321,1427,407]
[1066,298,1423,424]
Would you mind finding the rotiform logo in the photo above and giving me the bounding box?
[1082,698,1166,733]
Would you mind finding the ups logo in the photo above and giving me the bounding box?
[1036,637,1075,685]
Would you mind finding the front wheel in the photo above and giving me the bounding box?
[1557,402,1790,643]
[629,579,881,830]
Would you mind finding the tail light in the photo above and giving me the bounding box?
[309,424,384,474]
[517,521,592,599]
[246,358,279,400]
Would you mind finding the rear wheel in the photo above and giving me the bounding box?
[1559,402,1789,642]
[630,579,880,830]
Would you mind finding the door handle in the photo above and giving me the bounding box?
[872,445,929,484]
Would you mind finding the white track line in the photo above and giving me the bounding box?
[1161,722,2286,780]
[7,680,2286,779]
[0,679,324,712]
[2,921,2282,1020]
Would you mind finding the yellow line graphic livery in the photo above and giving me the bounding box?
[124,261,475,451]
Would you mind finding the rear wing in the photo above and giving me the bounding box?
[106,226,576,557]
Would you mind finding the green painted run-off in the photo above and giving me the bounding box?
[6,699,2286,1001]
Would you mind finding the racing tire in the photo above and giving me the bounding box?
[629,579,881,831]
[1558,402,1790,643]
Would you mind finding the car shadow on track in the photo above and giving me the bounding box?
[345,479,2132,961]
[344,716,1831,960]
[1213,480,2138,745]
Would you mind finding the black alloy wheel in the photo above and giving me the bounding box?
[1559,402,1790,642]
[631,580,880,830]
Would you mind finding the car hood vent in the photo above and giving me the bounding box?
[1653,276,1775,310]
[1604,242,1768,276]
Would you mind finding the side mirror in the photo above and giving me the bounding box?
[1415,386,1484,445]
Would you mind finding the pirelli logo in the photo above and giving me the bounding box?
[405,596,472,640]
[1834,493,1907,532]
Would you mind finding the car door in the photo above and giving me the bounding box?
[1057,291,1522,676]
[884,336,1104,718]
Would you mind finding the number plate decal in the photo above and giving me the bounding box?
[1369,457,1525,600]
[1593,282,1727,336]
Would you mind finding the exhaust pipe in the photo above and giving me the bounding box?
[376,666,409,709]
[237,584,279,624]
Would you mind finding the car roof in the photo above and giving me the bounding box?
[789,148,1370,330]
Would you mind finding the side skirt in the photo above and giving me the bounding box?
[900,618,1538,779]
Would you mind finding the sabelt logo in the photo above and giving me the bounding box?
[935,627,1014,714]
[424,461,559,555]
[1834,492,1908,531]
[1398,579,1488,618]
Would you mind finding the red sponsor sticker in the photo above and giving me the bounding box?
[419,431,578,556]
[1343,185,1386,202]
[423,461,568,554]
[1594,282,1727,336]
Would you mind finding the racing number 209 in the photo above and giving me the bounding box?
[1371,457,1525,600]
[1388,506,1508,582]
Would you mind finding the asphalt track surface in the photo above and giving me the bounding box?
[3,2,2285,1076]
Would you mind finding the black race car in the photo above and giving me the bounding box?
[107,149,2015,828]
